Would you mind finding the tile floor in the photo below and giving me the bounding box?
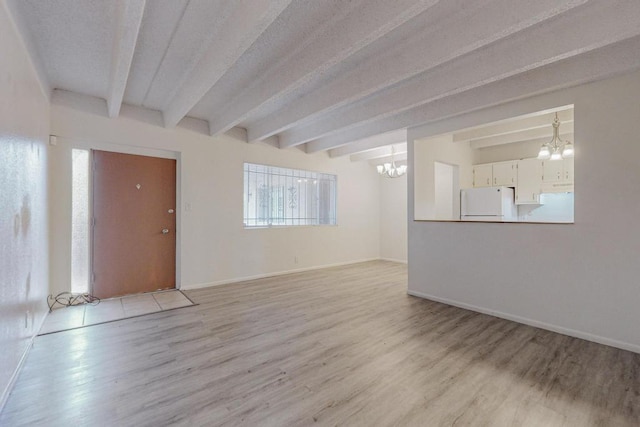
[40,290,194,335]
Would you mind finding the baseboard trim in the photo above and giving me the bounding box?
[0,311,49,413]
[182,258,381,290]
[407,289,640,355]
[380,257,408,264]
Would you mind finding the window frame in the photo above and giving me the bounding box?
[243,162,338,228]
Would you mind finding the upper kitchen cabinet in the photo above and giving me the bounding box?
[542,159,563,182]
[492,161,517,186]
[472,164,493,188]
[541,157,574,192]
[516,158,542,204]
[472,160,517,188]
[563,157,574,182]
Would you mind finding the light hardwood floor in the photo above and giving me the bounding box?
[2,261,639,426]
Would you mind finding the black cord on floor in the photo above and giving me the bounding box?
[47,292,100,312]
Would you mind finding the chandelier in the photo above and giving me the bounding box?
[376,146,407,178]
[537,112,574,161]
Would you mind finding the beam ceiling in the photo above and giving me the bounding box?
[8,0,640,157]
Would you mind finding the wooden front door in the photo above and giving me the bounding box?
[92,150,176,299]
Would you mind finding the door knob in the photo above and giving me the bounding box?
[162,228,169,234]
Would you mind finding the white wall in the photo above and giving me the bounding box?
[49,97,381,294]
[0,1,50,407]
[379,174,407,262]
[408,70,640,353]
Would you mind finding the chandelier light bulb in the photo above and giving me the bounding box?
[562,142,574,158]
[537,145,551,160]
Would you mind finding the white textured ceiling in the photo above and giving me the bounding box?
[8,0,640,156]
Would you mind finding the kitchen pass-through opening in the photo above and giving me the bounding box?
[414,105,575,223]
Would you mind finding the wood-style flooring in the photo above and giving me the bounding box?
[2,261,639,426]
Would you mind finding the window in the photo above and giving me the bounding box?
[71,149,90,293]
[244,163,337,227]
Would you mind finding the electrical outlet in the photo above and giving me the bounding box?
[24,311,29,329]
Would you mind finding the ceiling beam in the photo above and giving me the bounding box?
[139,1,230,110]
[223,126,248,143]
[4,0,52,101]
[251,0,586,146]
[473,134,574,155]
[206,0,441,137]
[453,110,573,143]
[350,143,408,162]
[107,0,146,118]
[470,127,573,149]
[368,152,408,166]
[328,129,406,158]
[305,35,640,153]
[296,0,640,151]
[162,0,293,128]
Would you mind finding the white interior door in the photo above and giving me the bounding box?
[434,162,454,220]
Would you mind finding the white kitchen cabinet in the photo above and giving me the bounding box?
[516,158,542,204]
[473,157,572,194]
[542,160,563,183]
[563,157,574,182]
[541,157,574,192]
[492,161,517,186]
[473,164,493,188]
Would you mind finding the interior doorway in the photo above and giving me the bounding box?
[434,161,460,220]
[92,150,177,299]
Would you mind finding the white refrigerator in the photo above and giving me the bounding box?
[460,187,517,222]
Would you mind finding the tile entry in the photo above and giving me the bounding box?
[39,290,194,335]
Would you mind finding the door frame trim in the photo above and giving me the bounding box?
[64,137,182,292]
